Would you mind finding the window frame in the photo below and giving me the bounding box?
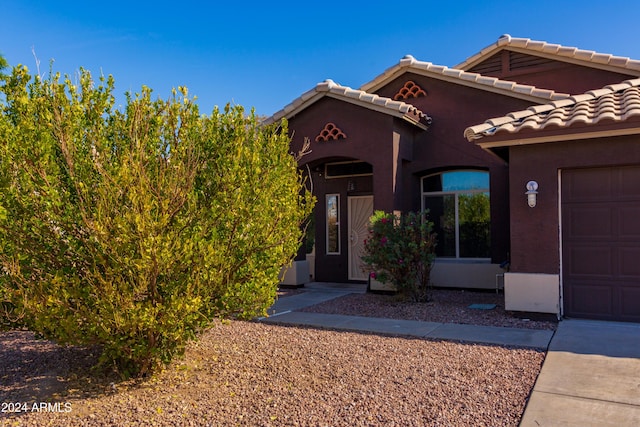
[325,193,341,255]
[421,170,490,260]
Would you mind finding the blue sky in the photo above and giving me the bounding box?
[3,1,640,117]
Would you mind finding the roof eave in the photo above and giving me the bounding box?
[361,62,568,104]
[263,90,430,130]
[474,125,640,150]
[455,35,640,77]
[263,92,325,126]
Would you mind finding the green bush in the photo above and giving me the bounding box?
[362,211,437,302]
[0,66,314,377]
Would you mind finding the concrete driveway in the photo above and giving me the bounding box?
[520,319,640,426]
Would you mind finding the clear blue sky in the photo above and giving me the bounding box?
[3,1,640,117]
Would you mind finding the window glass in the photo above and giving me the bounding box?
[422,171,490,259]
[441,171,489,191]
[424,194,456,257]
[325,161,373,178]
[326,194,340,254]
[458,192,490,258]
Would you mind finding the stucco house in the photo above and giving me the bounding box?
[268,35,640,322]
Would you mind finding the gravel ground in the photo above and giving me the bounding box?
[1,289,549,426]
[299,289,558,330]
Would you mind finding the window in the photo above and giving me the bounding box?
[421,171,490,259]
[325,161,373,178]
[326,194,340,254]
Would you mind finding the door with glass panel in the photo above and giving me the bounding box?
[348,196,374,280]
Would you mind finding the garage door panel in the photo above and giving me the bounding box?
[619,206,640,237]
[564,168,612,202]
[562,165,640,322]
[620,286,640,318]
[567,282,612,317]
[619,247,640,277]
[619,167,640,197]
[566,246,613,276]
[566,206,612,238]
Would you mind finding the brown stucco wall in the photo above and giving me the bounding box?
[508,64,635,94]
[284,60,639,282]
[374,73,537,263]
[288,97,416,213]
[287,97,418,281]
[508,134,640,274]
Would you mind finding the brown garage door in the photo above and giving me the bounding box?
[562,165,640,322]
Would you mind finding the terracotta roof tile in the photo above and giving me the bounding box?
[456,35,640,75]
[264,80,431,128]
[464,78,640,141]
[494,80,516,91]
[360,56,569,102]
[507,110,535,121]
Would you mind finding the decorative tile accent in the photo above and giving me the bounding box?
[315,122,347,142]
[393,81,427,100]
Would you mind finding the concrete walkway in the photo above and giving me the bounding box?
[520,319,640,426]
[260,282,554,349]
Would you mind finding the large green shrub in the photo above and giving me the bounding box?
[0,66,313,376]
[362,211,437,302]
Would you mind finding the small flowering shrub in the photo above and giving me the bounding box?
[362,211,437,302]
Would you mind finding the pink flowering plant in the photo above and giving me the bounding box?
[362,211,437,302]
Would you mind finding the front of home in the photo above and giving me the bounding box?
[466,78,640,322]
[268,35,640,322]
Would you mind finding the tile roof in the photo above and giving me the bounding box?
[360,55,570,102]
[455,34,640,75]
[264,79,431,129]
[464,78,640,142]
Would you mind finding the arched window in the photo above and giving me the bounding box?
[421,170,490,259]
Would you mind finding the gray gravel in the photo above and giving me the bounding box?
[1,290,548,426]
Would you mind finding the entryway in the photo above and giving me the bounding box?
[348,195,373,280]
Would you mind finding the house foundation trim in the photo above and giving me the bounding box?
[504,272,560,315]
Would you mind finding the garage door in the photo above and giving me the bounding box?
[562,166,640,322]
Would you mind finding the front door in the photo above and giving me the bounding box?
[348,195,374,280]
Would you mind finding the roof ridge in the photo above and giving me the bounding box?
[360,56,569,102]
[264,80,431,127]
[455,34,640,74]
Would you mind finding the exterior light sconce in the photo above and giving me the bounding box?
[526,181,539,208]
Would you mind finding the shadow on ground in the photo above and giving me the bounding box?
[0,330,128,403]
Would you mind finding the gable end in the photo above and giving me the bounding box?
[468,50,561,78]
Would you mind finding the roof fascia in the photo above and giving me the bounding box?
[265,91,428,130]
[503,46,640,77]
[362,65,564,104]
[476,126,640,150]
[457,43,640,77]
[324,93,428,130]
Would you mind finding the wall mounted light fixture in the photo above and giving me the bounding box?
[525,181,539,208]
